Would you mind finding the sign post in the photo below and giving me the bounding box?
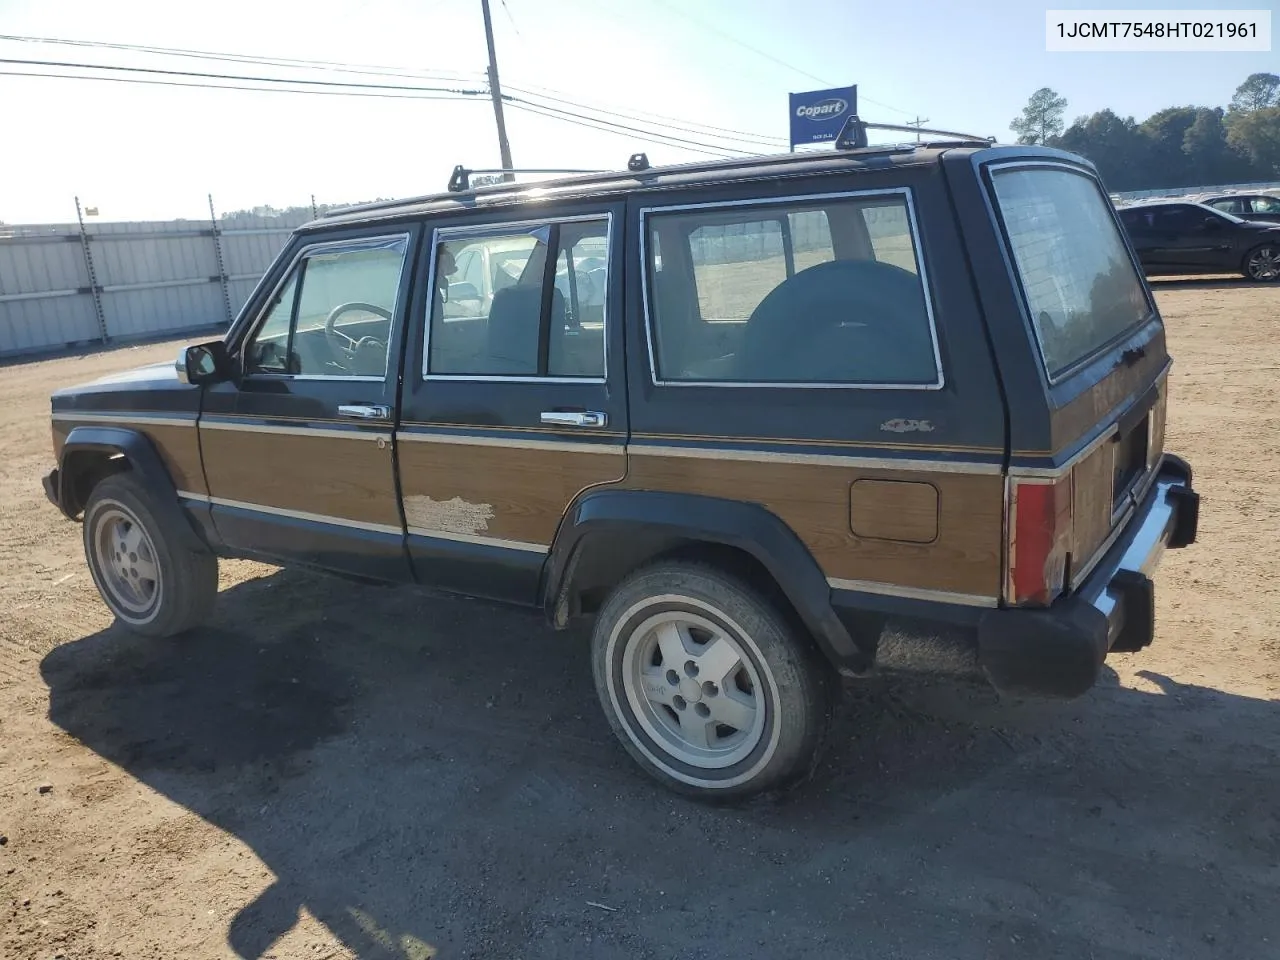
[788,85,858,150]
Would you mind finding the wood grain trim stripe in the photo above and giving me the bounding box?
[179,491,402,536]
[51,412,195,427]
[827,577,998,607]
[397,431,625,455]
[628,443,1003,475]
[201,420,391,441]
[631,431,1002,454]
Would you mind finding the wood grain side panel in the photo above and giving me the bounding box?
[50,421,205,496]
[143,424,206,497]
[1070,440,1114,572]
[397,442,626,545]
[849,479,939,544]
[624,455,1002,596]
[201,430,398,526]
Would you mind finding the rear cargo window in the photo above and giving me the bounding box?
[992,167,1153,380]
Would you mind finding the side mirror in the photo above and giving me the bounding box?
[176,340,229,385]
[1202,216,1223,231]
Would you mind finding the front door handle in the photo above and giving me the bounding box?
[338,403,391,421]
[541,410,607,428]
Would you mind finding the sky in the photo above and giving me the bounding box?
[0,0,1276,223]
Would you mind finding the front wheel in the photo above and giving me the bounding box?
[1243,244,1280,282]
[590,561,833,800]
[83,473,218,637]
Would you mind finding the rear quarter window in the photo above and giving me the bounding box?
[992,167,1153,380]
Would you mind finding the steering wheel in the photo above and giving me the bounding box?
[324,302,392,361]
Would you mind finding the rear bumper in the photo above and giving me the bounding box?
[976,454,1199,699]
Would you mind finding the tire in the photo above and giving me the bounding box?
[1242,243,1280,282]
[82,472,218,637]
[590,560,833,800]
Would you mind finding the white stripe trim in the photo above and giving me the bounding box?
[406,526,548,553]
[629,443,1002,475]
[52,412,195,428]
[397,430,624,455]
[183,492,402,536]
[827,577,998,608]
[201,420,391,442]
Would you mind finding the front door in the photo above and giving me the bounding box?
[397,207,628,603]
[199,229,417,581]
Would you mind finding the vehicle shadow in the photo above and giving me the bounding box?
[40,567,1280,960]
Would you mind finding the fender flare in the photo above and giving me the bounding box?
[56,425,207,552]
[542,488,867,670]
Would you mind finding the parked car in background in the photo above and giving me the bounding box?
[1118,201,1280,281]
[1197,192,1280,223]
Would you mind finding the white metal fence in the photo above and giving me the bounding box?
[1113,180,1280,203]
[0,206,312,359]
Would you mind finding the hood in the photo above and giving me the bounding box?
[87,361,178,385]
[51,358,184,405]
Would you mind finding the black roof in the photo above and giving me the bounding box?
[305,141,1087,232]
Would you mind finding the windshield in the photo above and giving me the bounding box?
[992,166,1153,380]
[1200,203,1246,224]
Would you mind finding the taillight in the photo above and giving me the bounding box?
[1007,475,1073,606]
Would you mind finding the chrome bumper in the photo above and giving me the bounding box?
[1078,457,1199,651]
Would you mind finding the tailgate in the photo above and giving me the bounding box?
[1066,363,1169,589]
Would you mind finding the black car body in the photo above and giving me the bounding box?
[1118,200,1280,281]
[44,139,1200,798]
[1198,192,1280,223]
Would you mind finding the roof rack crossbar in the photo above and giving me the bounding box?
[834,116,995,150]
[448,165,605,193]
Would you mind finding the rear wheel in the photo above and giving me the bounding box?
[83,473,217,637]
[1243,244,1280,281]
[590,561,833,800]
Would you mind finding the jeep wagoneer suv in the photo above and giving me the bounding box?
[45,132,1199,799]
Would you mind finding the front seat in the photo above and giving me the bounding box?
[485,285,565,374]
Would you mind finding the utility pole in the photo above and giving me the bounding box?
[480,0,514,181]
[907,116,931,143]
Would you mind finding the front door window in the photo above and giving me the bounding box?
[244,235,409,379]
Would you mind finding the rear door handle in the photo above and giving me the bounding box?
[541,410,607,428]
[338,403,391,421]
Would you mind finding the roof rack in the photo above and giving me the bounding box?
[834,116,995,150]
[447,164,606,193]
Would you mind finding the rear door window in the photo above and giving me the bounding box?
[991,167,1154,381]
[644,192,940,387]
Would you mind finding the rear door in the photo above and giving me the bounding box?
[1154,204,1237,271]
[396,204,628,603]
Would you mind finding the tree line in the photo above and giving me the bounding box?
[1011,73,1280,192]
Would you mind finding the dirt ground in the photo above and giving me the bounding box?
[2,280,1278,960]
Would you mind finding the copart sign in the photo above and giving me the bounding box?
[788,85,858,147]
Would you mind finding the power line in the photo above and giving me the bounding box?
[505,95,758,157]
[0,32,788,147]
[647,0,831,86]
[505,101,741,159]
[642,0,916,117]
[502,83,786,147]
[0,55,487,95]
[0,68,481,101]
[0,60,757,156]
[0,33,485,84]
